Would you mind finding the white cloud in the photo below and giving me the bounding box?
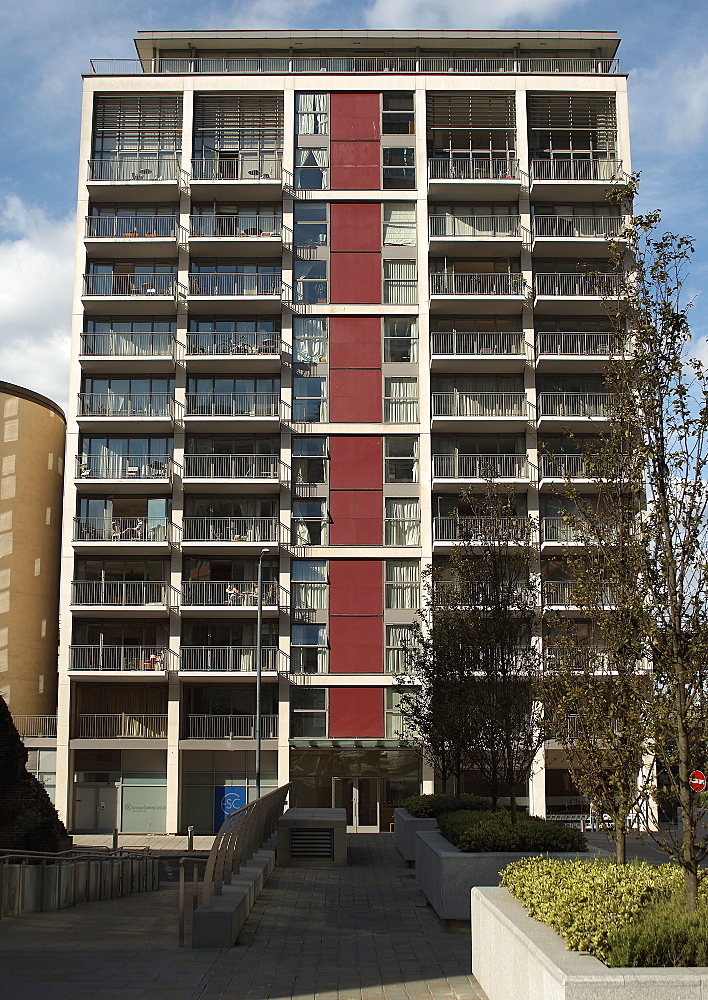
[210,0,333,29]
[362,0,587,29]
[0,196,74,411]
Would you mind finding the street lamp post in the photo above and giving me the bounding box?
[255,547,270,798]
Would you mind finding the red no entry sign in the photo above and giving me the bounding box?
[689,770,706,792]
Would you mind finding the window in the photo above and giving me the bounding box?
[291,625,328,674]
[295,148,329,189]
[383,147,415,188]
[92,95,182,162]
[294,259,327,304]
[384,377,419,422]
[290,688,327,736]
[385,625,415,674]
[296,94,329,135]
[292,501,327,545]
[385,498,420,545]
[385,559,420,609]
[291,559,328,609]
[292,437,327,484]
[293,317,328,363]
[386,688,416,738]
[382,93,415,135]
[294,203,328,248]
[384,318,418,363]
[384,436,418,483]
[293,376,327,421]
[383,203,416,246]
[384,260,417,305]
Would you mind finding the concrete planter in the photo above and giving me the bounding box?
[392,808,438,862]
[414,830,582,925]
[472,886,708,1000]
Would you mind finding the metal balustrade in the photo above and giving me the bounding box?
[530,158,624,182]
[540,517,584,543]
[77,714,167,739]
[188,272,282,296]
[429,272,525,296]
[536,332,620,356]
[189,215,283,238]
[186,332,281,356]
[434,579,528,605]
[184,392,281,418]
[187,714,278,738]
[13,715,57,737]
[182,516,278,543]
[538,392,612,418]
[428,157,520,181]
[542,580,615,606]
[180,580,279,607]
[429,214,522,238]
[75,454,173,481]
[432,391,528,418]
[384,520,421,545]
[70,580,172,607]
[183,454,281,479]
[534,273,623,297]
[85,216,181,239]
[532,216,625,239]
[433,453,528,479]
[87,156,181,181]
[431,331,525,356]
[565,713,621,740]
[543,646,609,672]
[73,517,176,543]
[191,155,282,181]
[180,646,279,672]
[79,332,174,358]
[78,393,174,418]
[433,516,531,542]
[83,274,178,297]
[69,646,173,672]
[539,453,589,479]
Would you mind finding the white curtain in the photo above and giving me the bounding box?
[384,259,417,304]
[385,498,420,545]
[385,377,419,422]
[296,94,328,135]
[292,561,328,609]
[386,625,414,673]
[385,560,420,609]
[294,317,328,362]
[383,203,416,246]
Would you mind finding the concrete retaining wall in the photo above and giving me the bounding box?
[472,886,708,1000]
[392,809,438,862]
[192,842,276,948]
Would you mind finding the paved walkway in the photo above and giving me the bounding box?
[0,835,486,1000]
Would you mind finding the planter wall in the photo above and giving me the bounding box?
[415,830,582,923]
[392,808,438,862]
[472,886,708,1000]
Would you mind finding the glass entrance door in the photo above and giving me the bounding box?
[333,778,379,832]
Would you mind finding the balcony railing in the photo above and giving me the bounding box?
[532,216,625,239]
[182,516,278,543]
[539,454,589,479]
[540,517,584,544]
[188,273,282,296]
[538,393,612,418]
[69,646,173,672]
[12,715,57,737]
[186,331,281,356]
[430,272,524,296]
[433,516,530,542]
[85,216,181,239]
[180,580,279,607]
[184,392,280,418]
[87,156,181,182]
[534,273,623,297]
[76,454,173,481]
[180,646,279,672]
[432,453,528,479]
[543,646,609,672]
[428,157,520,181]
[530,158,624,183]
[542,580,615,606]
[384,520,421,545]
[191,155,282,181]
[76,714,167,739]
[189,214,283,238]
[83,273,178,297]
[77,393,174,419]
[183,454,281,480]
[536,332,620,357]
[79,332,174,358]
[186,714,278,738]
[434,579,527,606]
[73,516,176,543]
[429,215,522,238]
[431,331,525,357]
[565,713,621,741]
[70,581,172,607]
[432,392,528,418]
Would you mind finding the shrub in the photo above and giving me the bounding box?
[401,793,490,818]
[439,810,587,854]
[605,897,708,967]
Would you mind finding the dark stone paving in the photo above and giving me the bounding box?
[0,834,486,1000]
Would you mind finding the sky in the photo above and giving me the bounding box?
[1,0,706,410]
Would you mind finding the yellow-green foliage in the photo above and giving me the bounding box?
[500,857,697,963]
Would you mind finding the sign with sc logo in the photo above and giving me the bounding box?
[213,785,247,832]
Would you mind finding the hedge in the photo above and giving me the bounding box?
[400,793,491,818]
[439,810,587,853]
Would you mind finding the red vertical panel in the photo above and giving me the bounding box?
[329,618,383,674]
[330,203,381,252]
[329,559,382,615]
[329,489,382,545]
[330,93,381,140]
[330,142,380,190]
[329,687,383,735]
[330,252,381,304]
[329,369,381,422]
[329,436,383,490]
[329,317,381,369]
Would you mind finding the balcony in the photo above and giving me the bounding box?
[529,158,626,198]
[433,516,531,546]
[432,453,529,483]
[182,516,279,549]
[77,393,175,430]
[179,646,280,673]
[430,331,526,372]
[431,391,528,431]
[533,272,624,312]
[538,453,591,483]
[185,714,278,739]
[79,332,175,372]
[75,454,175,491]
[531,215,625,256]
[535,332,621,372]
[180,580,281,613]
[74,714,167,739]
[69,646,174,674]
[543,646,609,673]
[542,580,615,609]
[538,393,612,428]
[182,454,283,492]
[72,516,177,549]
[428,157,521,198]
[184,392,283,430]
[69,581,174,614]
[87,156,184,193]
[12,715,57,738]
[82,273,181,314]
[84,216,186,257]
[540,517,584,545]
[429,214,526,255]
[186,331,281,360]
[190,155,282,197]
[429,272,525,314]
[188,272,283,315]
[434,579,526,607]
[188,215,286,256]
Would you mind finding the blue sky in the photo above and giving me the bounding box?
[1,0,706,407]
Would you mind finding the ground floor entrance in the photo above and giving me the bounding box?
[333,777,379,832]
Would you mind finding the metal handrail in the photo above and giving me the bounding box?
[534,273,623,297]
[75,454,174,480]
[433,516,531,542]
[536,332,620,357]
[184,392,281,418]
[189,214,283,237]
[432,391,528,418]
[182,516,278,543]
[191,155,282,181]
[429,272,525,296]
[77,392,174,418]
[85,215,181,239]
[12,715,57,737]
[429,214,522,238]
[428,157,520,181]
[87,156,181,182]
[180,580,280,608]
[187,714,279,738]
[538,392,612,418]
[541,517,584,543]
[70,580,173,607]
[77,714,168,739]
[430,331,524,356]
[530,157,624,182]
[72,516,176,543]
[432,453,529,479]
[188,272,282,296]
[538,453,589,479]
[69,646,174,672]
[186,332,281,356]
[79,332,175,358]
[179,647,280,673]
[183,454,282,479]
[83,274,177,297]
[532,215,625,239]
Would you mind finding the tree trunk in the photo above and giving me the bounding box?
[508,781,518,824]
[615,824,626,864]
[685,863,699,914]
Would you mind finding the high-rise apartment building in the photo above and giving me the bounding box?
[56,29,630,834]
